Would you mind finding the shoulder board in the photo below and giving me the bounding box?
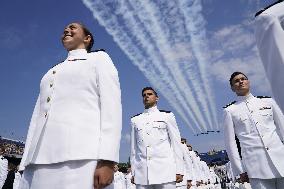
[131,113,142,118]
[223,101,236,109]
[256,96,271,99]
[89,49,106,53]
[68,58,87,61]
[159,110,171,113]
[51,62,62,69]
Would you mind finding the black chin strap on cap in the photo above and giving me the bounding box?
[255,0,284,17]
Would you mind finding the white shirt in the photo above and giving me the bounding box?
[223,93,284,178]
[130,106,183,185]
[20,49,122,170]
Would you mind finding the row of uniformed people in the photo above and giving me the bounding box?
[129,87,222,189]
[224,162,252,189]
[112,164,136,189]
[111,142,222,189]
[178,139,221,189]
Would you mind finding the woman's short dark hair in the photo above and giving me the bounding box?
[141,87,158,97]
[229,71,248,86]
[77,23,94,52]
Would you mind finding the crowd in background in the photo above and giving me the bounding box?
[0,137,24,157]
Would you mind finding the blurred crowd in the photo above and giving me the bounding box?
[0,137,24,157]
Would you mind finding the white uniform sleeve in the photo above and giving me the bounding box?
[182,145,194,181]
[223,109,245,176]
[19,95,40,171]
[95,52,122,162]
[0,158,8,188]
[166,112,183,175]
[190,152,200,182]
[271,98,284,140]
[201,161,209,182]
[130,120,136,176]
[255,2,284,112]
[196,160,204,181]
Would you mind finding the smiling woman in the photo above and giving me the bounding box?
[18,22,122,189]
[62,23,94,52]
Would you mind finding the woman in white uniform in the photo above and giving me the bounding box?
[18,22,122,189]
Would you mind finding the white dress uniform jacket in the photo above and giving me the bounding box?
[188,151,200,184]
[177,143,194,188]
[125,172,136,189]
[113,171,126,189]
[255,2,284,112]
[19,49,122,170]
[0,156,8,188]
[223,93,284,179]
[193,155,204,183]
[130,106,183,185]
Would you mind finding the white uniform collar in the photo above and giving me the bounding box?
[67,49,88,59]
[236,93,254,102]
[144,105,159,113]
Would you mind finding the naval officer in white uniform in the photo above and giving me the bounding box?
[18,22,122,189]
[255,1,284,112]
[113,164,126,189]
[223,71,284,189]
[125,167,136,189]
[130,87,184,189]
[177,138,194,189]
[0,147,8,189]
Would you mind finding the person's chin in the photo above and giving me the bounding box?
[63,40,74,48]
[238,87,248,91]
[64,45,76,51]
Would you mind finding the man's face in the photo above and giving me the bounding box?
[114,165,119,172]
[0,148,4,155]
[231,74,250,96]
[142,89,158,108]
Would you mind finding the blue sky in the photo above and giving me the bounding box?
[0,0,275,162]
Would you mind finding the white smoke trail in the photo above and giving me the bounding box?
[178,0,219,130]
[82,0,219,133]
[113,0,205,131]
[82,0,200,133]
[127,0,210,131]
